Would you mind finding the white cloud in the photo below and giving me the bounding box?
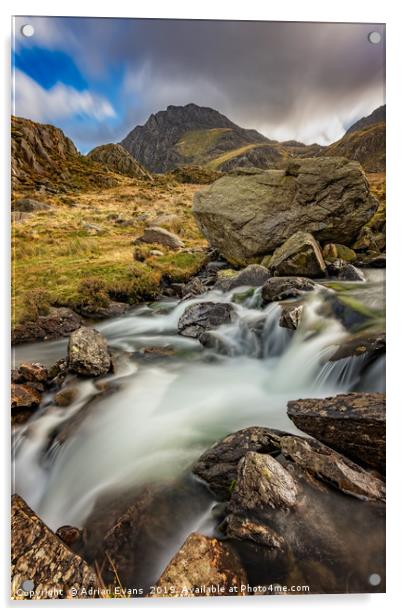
[13,69,116,123]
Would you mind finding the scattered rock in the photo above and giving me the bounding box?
[135,226,183,249]
[11,495,98,599]
[287,393,385,474]
[268,231,326,277]
[326,259,365,281]
[225,514,286,550]
[279,303,303,330]
[322,243,356,262]
[12,307,83,345]
[149,249,163,257]
[215,264,271,292]
[182,277,208,298]
[11,211,31,223]
[193,426,285,499]
[280,435,385,502]
[18,362,48,383]
[82,222,104,235]
[193,157,378,265]
[11,383,41,410]
[229,451,298,513]
[178,302,235,339]
[153,532,247,597]
[12,198,52,212]
[48,359,69,388]
[68,327,111,377]
[261,277,316,303]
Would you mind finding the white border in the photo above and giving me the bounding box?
[1,1,401,613]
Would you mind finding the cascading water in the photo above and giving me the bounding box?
[11,269,385,589]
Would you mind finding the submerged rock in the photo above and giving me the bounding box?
[280,435,385,502]
[193,157,378,265]
[68,327,111,377]
[229,451,298,512]
[153,532,247,597]
[215,264,270,292]
[12,307,83,345]
[11,495,98,599]
[261,276,316,303]
[193,426,285,499]
[268,231,326,277]
[279,302,303,330]
[135,226,184,249]
[287,393,385,474]
[178,302,235,338]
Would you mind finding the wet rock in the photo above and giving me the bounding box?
[355,252,386,268]
[12,307,83,345]
[215,264,271,292]
[229,451,298,512]
[18,362,48,383]
[178,302,235,338]
[326,259,365,281]
[279,302,303,330]
[287,393,385,474]
[193,157,377,265]
[320,291,375,331]
[135,226,184,250]
[322,243,357,262]
[48,358,69,388]
[225,514,286,550]
[54,388,78,407]
[11,368,24,383]
[68,327,111,376]
[11,495,97,599]
[55,525,83,548]
[153,532,247,597]
[182,277,208,298]
[280,435,385,502]
[12,198,52,212]
[261,276,316,304]
[193,426,285,499]
[11,383,41,409]
[268,231,326,277]
[329,332,385,362]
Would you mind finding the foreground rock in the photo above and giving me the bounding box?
[178,302,235,339]
[215,264,270,292]
[153,532,247,597]
[262,276,316,303]
[12,307,83,345]
[68,327,111,376]
[281,436,385,502]
[193,426,286,498]
[11,383,41,419]
[268,232,326,277]
[193,157,378,265]
[229,452,298,512]
[11,495,98,599]
[287,393,385,474]
[135,226,184,250]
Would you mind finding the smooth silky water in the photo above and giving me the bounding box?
[12,269,385,593]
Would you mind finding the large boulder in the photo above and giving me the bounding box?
[67,327,111,376]
[193,157,378,265]
[153,532,247,597]
[178,302,235,339]
[287,393,385,474]
[135,226,183,250]
[11,495,98,599]
[268,232,326,277]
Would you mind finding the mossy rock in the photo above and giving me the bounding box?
[323,243,356,262]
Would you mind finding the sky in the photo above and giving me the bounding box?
[12,17,385,153]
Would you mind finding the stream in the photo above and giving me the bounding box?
[12,269,385,593]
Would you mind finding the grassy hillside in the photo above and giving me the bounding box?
[175,128,232,161]
[323,123,385,172]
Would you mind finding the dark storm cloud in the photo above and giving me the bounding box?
[14,17,385,147]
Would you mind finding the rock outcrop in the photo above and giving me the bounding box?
[153,532,247,597]
[287,393,385,474]
[193,157,378,265]
[11,495,98,600]
[67,327,111,377]
[86,143,151,179]
[268,231,326,277]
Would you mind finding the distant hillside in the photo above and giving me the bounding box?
[11,116,119,195]
[86,143,152,179]
[120,103,288,173]
[322,120,385,172]
[346,105,385,135]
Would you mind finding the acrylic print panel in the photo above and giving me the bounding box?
[11,16,385,600]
